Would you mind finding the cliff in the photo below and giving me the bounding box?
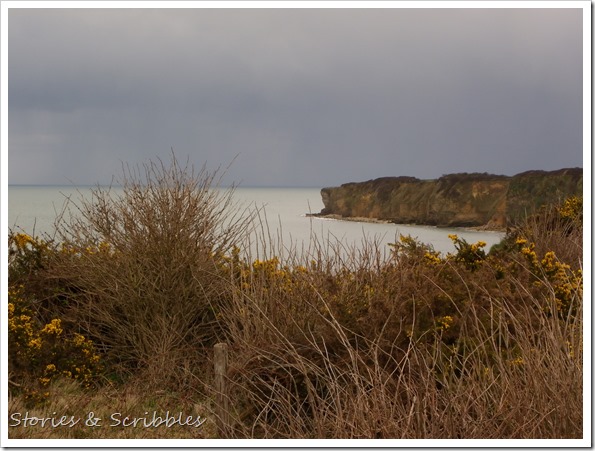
[317,168,583,229]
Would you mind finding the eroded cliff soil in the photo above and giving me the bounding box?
[318,168,582,228]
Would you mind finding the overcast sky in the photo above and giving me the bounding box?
[7,5,584,187]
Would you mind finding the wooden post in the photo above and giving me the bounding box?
[214,342,230,437]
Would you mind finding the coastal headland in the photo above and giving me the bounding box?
[313,168,582,229]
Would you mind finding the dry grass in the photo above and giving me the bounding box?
[8,377,216,439]
[8,157,583,440]
[217,261,582,438]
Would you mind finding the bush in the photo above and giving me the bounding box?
[49,155,253,386]
[8,282,102,405]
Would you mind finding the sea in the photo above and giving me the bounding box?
[7,185,505,259]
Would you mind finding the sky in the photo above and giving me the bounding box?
[6,4,585,187]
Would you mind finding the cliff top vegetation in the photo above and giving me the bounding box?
[332,168,582,190]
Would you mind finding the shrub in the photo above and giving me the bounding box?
[49,155,253,386]
[509,195,582,266]
[447,234,487,271]
[8,283,102,405]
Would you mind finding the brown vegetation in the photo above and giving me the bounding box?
[8,157,583,440]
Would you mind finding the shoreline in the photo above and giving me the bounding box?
[306,213,394,224]
[306,213,507,233]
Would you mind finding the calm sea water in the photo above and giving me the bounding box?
[8,185,504,257]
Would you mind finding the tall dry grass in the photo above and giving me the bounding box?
[8,156,582,440]
[212,211,583,439]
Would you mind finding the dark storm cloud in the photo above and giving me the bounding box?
[8,7,583,186]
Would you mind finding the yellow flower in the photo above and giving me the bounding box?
[60,243,77,255]
[566,341,575,359]
[509,357,524,366]
[72,333,86,346]
[41,319,63,336]
[436,315,454,331]
[13,233,34,249]
[520,244,539,266]
[28,338,42,350]
[424,251,442,265]
[558,196,582,220]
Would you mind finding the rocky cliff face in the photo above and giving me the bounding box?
[318,168,582,228]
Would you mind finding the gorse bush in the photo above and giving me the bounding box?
[8,156,582,439]
[8,232,64,323]
[8,278,102,405]
[504,195,583,267]
[515,237,582,319]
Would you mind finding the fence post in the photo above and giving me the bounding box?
[214,342,230,437]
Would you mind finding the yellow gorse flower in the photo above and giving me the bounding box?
[41,319,63,336]
[28,338,42,350]
[424,251,442,265]
[8,287,102,398]
[72,333,87,346]
[517,241,582,317]
[436,315,454,331]
[13,233,34,249]
[509,356,524,366]
[558,196,582,221]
